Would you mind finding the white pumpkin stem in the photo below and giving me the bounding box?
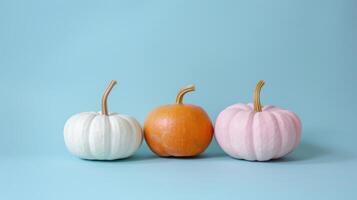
[101,80,117,115]
[175,84,195,104]
[253,80,265,112]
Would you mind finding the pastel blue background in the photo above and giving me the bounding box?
[1,0,356,199]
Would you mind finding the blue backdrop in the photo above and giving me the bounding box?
[1,0,356,199]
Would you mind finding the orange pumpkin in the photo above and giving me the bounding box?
[144,85,213,157]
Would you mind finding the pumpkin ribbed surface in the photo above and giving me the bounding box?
[64,112,143,160]
[215,103,301,161]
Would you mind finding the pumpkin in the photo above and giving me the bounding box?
[144,85,213,157]
[64,80,143,160]
[215,80,301,161]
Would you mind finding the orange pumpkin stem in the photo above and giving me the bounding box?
[253,80,265,112]
[175,84,196,104]
[101,80,117,115]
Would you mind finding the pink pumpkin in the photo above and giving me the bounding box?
[215,80,301,161]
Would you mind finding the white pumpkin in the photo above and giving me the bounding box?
[64,80,143,160]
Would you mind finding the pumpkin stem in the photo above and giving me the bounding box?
[175,84,195,104]
[101,80,117,115]
[253,80,265,112]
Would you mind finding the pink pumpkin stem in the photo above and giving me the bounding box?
[254,80,265,112]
